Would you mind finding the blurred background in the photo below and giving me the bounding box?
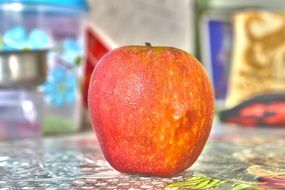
[0,0,285,141]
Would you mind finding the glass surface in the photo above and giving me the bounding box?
[0,90,43,140]
[0,122,284,189]
[0,2,86,135]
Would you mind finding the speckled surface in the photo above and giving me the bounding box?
[0,122,285,189]
[0,134,192,189]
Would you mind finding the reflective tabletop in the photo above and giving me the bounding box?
[0,121,284,189]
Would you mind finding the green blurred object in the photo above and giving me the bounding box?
[230,184,265,190]
[166,174,227,189]
[43,115,77,135]
[166,173,265,190]
[0,37,3,49]
[196,0,285,11]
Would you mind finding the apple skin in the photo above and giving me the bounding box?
[88,45,214,177]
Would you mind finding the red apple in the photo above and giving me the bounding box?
[88,45,214,177]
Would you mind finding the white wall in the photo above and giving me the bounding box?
[87,0,194,52]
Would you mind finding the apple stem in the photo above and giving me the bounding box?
[145,42,152,47]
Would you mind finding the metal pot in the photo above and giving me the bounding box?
[0,50,48,88]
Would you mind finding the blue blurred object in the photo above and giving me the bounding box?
[2,26,50,50]
[199,18,232,101]
[43,66,77,107]
[61,38,83,66]
[207,20,231,100]
[0,0,89,11]
[28,29,50,49]
[3,26,27,50]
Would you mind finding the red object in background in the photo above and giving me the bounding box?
[219,93,285,127]
[82,26,116,107]
[258,176,285,189]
